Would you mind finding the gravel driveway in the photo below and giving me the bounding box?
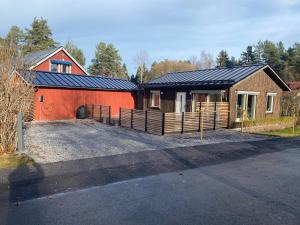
[24,119,270,163]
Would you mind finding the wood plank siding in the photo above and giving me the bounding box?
[228,69,283,128]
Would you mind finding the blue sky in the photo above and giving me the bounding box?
[1,0,300,74]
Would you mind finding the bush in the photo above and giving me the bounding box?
[0,45,34,154]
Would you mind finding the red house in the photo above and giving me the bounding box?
[20,47,136,121]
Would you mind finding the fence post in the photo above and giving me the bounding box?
[161,112,165,136]
[92,104,94,119]
[213,102,217,130]
[108,106,111,125]
[119,108,122,126]
[198,102,202,132]
[181,112,184,134]
[17,112,24,152]
[145,110,148,132]
[200,108,204,141]
[131,109,133,129]
[100,105,102,122]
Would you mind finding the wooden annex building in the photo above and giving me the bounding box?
[142,64,291,128]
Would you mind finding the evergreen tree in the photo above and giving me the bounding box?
[5,26,24,49]
[130,74,138,84]
[23,17,58,54]
[135,64,150,83]
[240,46,256,64]
[88,42,124,78]
[64,41,86,66]
[226,56,240,68]
[121,63,129,79]
[216,50,229,67]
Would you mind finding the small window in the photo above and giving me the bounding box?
[266,93,275,113]
[150,91,160,108]
[62,64,68,73]
[50,63,58,72]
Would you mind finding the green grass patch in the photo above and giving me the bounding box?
[256,126,300,137]
[0,153,34,169]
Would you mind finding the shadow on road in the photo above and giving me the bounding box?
[6,162,44,225]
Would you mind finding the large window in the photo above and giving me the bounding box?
[266,93,276,113]
[236,92,258,121]
[50,60,72,73]
[150,91,160,108]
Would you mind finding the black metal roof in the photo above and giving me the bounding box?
[19,70,137,91]
[144,63,293,91]
[145,64,267,88]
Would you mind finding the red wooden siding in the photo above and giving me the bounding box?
[33,50,87,75]
[34,88,136,121]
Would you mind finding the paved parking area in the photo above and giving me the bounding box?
[24,119,270,163]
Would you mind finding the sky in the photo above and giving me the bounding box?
[1,0,300,74]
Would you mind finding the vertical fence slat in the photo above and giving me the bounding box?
[181,112,184,134]
[100,105,102,121]
[119,107,122,126]
[213,101,217,130]
[108,106,111,124]
[130,109,133,129]
[145,110,148,132]
[91,104,94,119]
[162,112,165,136]
[198,102,202,132]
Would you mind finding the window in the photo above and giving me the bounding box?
[150,91,160,108]
[50,63,58,72]
[62,64,68,73]
[50,60,72,73]
[236,92,258,121]
[266,93,276,113]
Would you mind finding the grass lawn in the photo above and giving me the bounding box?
[257,126,300,137]
[0,153,34,169]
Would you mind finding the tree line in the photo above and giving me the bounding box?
[1,17,299,82]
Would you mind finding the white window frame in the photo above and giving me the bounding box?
[235,91,259,122]
[50,62,58,72]
[150,90,161,108]
[266,93,277,113]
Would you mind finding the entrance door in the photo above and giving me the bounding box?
[175,92,186,113]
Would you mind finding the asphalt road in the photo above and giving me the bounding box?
[0,138,300,225]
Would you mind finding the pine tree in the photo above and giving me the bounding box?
[64,41,86,66]
[216,50,229,67]
[5,26,24,49]
[88,42,124,78]
[23,17,58,54]
[240,46,256,64]
[121,63,129,80]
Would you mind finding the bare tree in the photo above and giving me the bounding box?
[134,50,149,83]
[0,44,34,154]
[190,51,215,69]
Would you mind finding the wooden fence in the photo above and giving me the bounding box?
[86,104,111,124]
[120,102,229,135]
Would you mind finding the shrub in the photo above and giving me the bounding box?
[0,45,34,154]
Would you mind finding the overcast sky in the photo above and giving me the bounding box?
[1,0,300,74]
